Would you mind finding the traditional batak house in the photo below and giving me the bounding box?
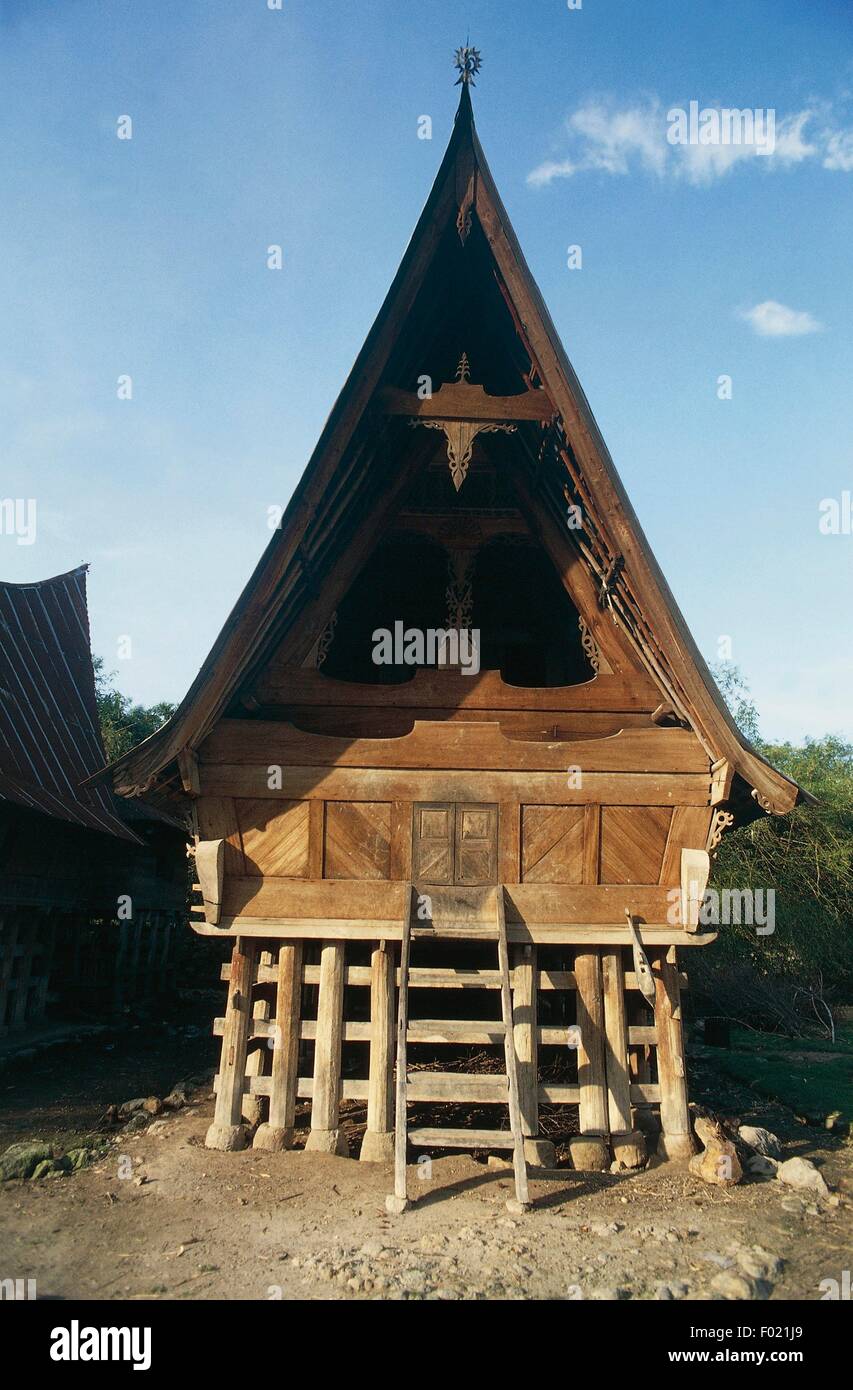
[0,566,185,1034]
[106,56,804,1211]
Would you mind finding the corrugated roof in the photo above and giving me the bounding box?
[0,565,138,841]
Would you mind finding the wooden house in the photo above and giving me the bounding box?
[106,73,805,1202]
[0,567,186,1034]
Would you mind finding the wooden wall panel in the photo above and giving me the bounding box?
[235,799,310,878]
[521,805,585,883]
[659,807,714,884]
[600,807,673,885]
[197,796,245,876]
[325,801,391,880]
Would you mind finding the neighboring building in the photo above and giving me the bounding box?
[0,566,186,1033]
[106,75,806,1195]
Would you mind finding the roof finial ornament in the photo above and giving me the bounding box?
[454,44,482,86]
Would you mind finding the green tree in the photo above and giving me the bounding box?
[92,657,175,763]
[694,665,853,1034]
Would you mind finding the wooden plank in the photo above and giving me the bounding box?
[255,667,659,713]
[202,765,709,806]
[602,949,632,1133]
[582,804,600,885]
[498,801,520,883]
[236,799,310,878]
[408,1128,514,1150]
[201,718,709,773]
[405,1072,509,1103]
[202,915,716,946]
[308,801,325,878]
[388,801,412,880]
[407,1018,505,1043]
[309,942,346,1134]
[574,949,609,1134]
[279,707,659,739]
[222,878,687,925]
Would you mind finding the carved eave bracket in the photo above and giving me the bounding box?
[381,355,552,492]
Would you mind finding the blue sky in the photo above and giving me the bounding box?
[1,0,851,742]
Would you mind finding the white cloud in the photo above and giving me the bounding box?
[823,129,853,171]
[738,301,824,337]
[528,100,851,188]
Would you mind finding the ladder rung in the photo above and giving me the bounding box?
[408,1127,515,1150]
[406,1071,508,1102]
[405,968,503,989]
[407,1019,505,1043]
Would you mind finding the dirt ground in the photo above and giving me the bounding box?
[1,1005,850,1302]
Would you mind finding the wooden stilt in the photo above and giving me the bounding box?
[360,941,395,1162]
[305,941,349,1155]
[654,946,695,1160]
[602,949,632,1134]
[255,941,303,1150]
[242,950,273,1127]
[12,914,36,1028]
[574,949,609,1135]
[206,937,258,1151]
[512,944,538,1138]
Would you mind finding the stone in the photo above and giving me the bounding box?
[711,1271,769,1300]
[738,1124,782,1157]
[776,1156,829,1197]
[689,1139,742,1186]
[694,1114,723,1148]
[611,1131,647,1170]
[117,1098,148,1120]
[163,1084,190,1110]
[0,1140,54,1181]
[253,1124,294,1153]
[385,1194,410,1215]
[656,1280,689,1300]
[523,1137,557,1168]
[569,1135,611,1171]
[142,1097,162,1116]
[204,1122,249,1152]
[359,1130,395,1163]
[736,1246,783,1281]
[589,1286,630,1301]
[746,1153,778,1177]
[305,1128,350,1157]
[505,1198,530,1217]
[30,1159,57,1181]
[487,1154,513,1170]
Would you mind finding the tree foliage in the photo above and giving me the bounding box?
[92,657,175,763]
[694,664,853,1035]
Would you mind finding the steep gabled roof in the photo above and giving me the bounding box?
[0,565,138,841]
[105,85,805,819]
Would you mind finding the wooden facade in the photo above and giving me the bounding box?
[107,81,805,1184]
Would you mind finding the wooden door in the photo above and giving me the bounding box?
[413,803,497,886]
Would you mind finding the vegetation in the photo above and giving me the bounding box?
[92,657,175,763]
[692,664,853,1038]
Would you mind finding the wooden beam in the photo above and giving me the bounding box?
[253,941,302,1151]
[602,949,632,1134]
[305,941,348,1154]
[654,947,694,1160]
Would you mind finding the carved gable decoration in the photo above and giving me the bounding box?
[380,354,553,492]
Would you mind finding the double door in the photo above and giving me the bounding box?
[412,802,498,887]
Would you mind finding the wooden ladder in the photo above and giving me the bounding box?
[386,883,531,1214]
